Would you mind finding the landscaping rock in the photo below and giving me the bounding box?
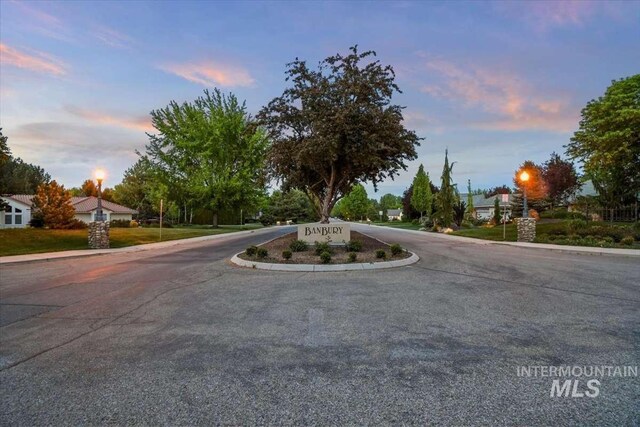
[516,217,536,242]
[88,221,110,249]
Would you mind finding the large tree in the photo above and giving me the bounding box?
[410,164,433,219]
[112,158,157,219]
[258,46,421,223]
[512,160,548,216]
[542,152,581,208]
[0,129,50,197]
[338,184,370,220]
[145,89,269,226]
[31,181,76,229]
[566,75,640,206]
[379,193,402,212]
[435,150,456,227]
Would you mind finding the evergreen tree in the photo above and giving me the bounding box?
[465,179,475,220]
[435,150,456,227]
[493,197,502,224]
[410,164,433,219]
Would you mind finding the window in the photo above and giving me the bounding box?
[5,206,12,213]
[5,215,12,224]
[15,215,22,225]
[15,207,22,213]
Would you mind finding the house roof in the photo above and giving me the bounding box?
[2,195,137,214]
[460,193,516,208]
[387,209,402,216]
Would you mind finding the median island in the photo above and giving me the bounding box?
[238,231,410,265]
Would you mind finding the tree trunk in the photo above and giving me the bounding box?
[190,208,193,224]
[212,212,218,228]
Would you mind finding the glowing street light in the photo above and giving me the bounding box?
[95,169,106,221]
[519,170,530,218]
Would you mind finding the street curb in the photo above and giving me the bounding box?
[358,223,640,257]
[230,251,419,272]
[0,227,289,265]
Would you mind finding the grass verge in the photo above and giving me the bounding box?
[0,224,263,257]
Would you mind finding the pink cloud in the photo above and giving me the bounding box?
[65,106,153,132]
[420,58,578,132]
[160,61,255,87]
[92,25,134,49]
[0,43,67,76]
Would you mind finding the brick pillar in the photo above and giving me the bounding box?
[515,218,536,243]
[88,221,110,249]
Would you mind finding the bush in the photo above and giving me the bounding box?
[260,213,275,226]
[375,249,387,259]
[585,225,625,242]
[62,219,88,229]
[348,252,357,262]
[282,250,292,260]
[567,219,588,234]
[541,208,587,220]
[289,239,308,252]
[29,216,45,228]
[344,240,362,252]
[110,219,131,228]
[420,217,434,229]
[390,243,403,256]
[245,245,257,256]
[315,241,332,255]
[320,251,332,264]
[621,236,634,246]
[130,220,139,228]
[257,248,268,259]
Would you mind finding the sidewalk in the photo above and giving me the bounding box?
[0,227,286,265]
[355,223,640,257]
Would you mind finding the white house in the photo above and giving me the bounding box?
[461,193,515,221]
[386,208,403,221]
[1,195,138,229]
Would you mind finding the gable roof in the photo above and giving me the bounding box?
[387,209,402,216]
[460,193,516,208]
[2,195,137,214]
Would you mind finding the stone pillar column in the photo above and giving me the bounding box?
[515,217,536,243]
[88,221,110,249]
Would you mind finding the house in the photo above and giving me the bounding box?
[386,208,403,221]
[461,193,515,221]
[1,195,138,229]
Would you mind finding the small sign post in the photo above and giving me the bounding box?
[159,199,163,242]
[501,193,509,240]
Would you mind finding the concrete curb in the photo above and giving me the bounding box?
[0,227,290,265]
[355,223,640,257]
[230,251,419,272]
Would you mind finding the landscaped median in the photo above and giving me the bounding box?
[0,224,264,257]
[231,231,419,271]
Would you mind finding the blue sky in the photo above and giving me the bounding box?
[1,0,639,197]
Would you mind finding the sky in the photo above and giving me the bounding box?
[1,0,639,197]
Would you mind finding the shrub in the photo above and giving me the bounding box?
[344,240,362,252]
[320,251,332,264]
[245,245,257,256]
[256,248,268,259]
[260,213,275,226]
[420,217,434,229]
[375,249,387,259]
[29,215,45,228]
[130,220,139,228]
[567,219,588,234]
[621,236,634,246]
[282,250,292,260]
[348,252,357,262]
[110,219,131,228]
[390,243,403,255]
[315,241,332,255]
[601,236,614,244]
[289,239,308,252]
[62,219,88,229]
[586,225,625,242]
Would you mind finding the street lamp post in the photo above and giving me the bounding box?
[95,169,105,221]
[520,171,530,218]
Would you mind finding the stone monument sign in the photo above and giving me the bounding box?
[298,223,350,245]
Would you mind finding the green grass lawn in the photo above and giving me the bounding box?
[0,224,263,257]
[369,221,422,231]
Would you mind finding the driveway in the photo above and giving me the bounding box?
[1,224,638,425]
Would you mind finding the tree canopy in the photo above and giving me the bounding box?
[32,180,76,229]
[435,150,457,227]
[258,46,421,223]
[144,89,269,226]
[0,129,50,199]
[542,152,581,207]
[334,184,370,220]
[566,75,640,206]
[410,164,433,219]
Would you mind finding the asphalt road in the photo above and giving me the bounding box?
[1,224,638,425]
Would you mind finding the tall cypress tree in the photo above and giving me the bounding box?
[410,164,433,219]
[465,179,475,220]
[436,150,456,227]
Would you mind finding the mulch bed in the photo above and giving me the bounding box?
[237,231,411,264]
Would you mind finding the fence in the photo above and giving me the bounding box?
[582,205,639,222]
